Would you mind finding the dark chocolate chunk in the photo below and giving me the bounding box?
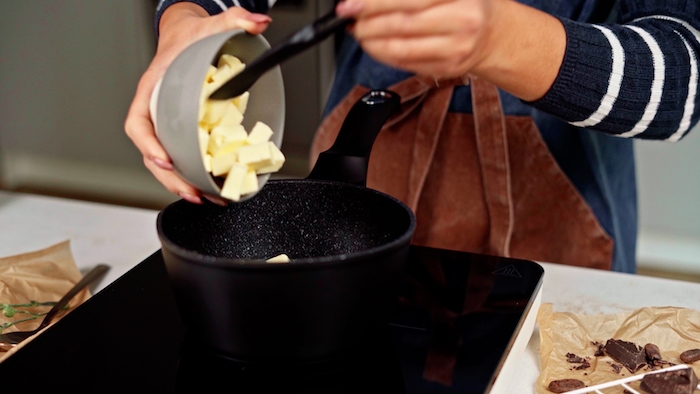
[593,342,605,357]
[610,362,622,374]
[679,349,700,364]
[640,367,698,394]
[645,343,662,362]
[566,352,590,370]
[604,339,647,373]
[566,353,587,364]
[547,379,586,393]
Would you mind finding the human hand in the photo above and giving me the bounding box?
[335,0,496,79]
[335,0,565,101]
[124,3,271,204]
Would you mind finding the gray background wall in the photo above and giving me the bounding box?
[1,1,698,278]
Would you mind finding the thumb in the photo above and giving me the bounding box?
[217,8,272,35]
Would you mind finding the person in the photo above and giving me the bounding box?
[125,0,700,274]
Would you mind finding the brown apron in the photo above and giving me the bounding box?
[310,76,614,386]
[310,75,613,269]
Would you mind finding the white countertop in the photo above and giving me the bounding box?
[0,191,160,291]
[1,190,699,392]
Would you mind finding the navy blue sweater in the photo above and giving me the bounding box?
[156,0,700,141]
[155,0,700,273]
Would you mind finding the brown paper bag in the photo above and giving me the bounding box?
[0,241,91,362]
[535,303,700,393]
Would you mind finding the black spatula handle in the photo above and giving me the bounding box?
[209,10,351,100]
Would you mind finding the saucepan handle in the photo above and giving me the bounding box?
[307,90,401,186]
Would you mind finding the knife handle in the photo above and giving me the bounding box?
[38,264,110,331]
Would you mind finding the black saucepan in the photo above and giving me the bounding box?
[157,90,416,364]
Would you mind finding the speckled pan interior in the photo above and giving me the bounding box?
[158,179,413,262]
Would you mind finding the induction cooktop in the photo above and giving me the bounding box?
[0,246,543,393]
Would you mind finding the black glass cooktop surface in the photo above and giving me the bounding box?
[0,246,543,393]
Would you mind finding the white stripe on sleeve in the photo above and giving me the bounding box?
[668,32,698,142]
[214,0,230,10]
[635,15,700,44]
[634,15,700,141]
[570,26,625,128]
[618,25,665,138]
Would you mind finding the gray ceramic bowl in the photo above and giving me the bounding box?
[151,30,285,200]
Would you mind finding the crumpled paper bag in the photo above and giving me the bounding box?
[536,303,700,393]
[0,240,91,363]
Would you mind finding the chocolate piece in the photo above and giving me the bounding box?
[610,362,622,374]
[604,339,647,373]
[592,342,605,357]
[547,379,585,393]
[566,352,591,370]
[680,349,700,364]
[645,343,662,362]
[567,353,587,363]
[640,367,698,394]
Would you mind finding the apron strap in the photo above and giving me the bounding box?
[470,75,514,257]
[384,74,514,256]
[386,76,464,211]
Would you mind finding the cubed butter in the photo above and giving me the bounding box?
[210,123,247,144]
[220,163,249,201]
[217,54,245,75]
[256,142,286,174]
[239,168,259,195]
[217,101,244,128]
[211,151,237,177]
[236,142,272,170]
[266,254,290,263]
[200,99,230,125]
[198,127,209,158]
[213,139,246,158]
[203,153,212,173]
[204,64,217,83]
[207,133,226,157]
[209,64,234,87]
[246,121,274,144]
[232,91,249,114]
[197,53,286,200]
[208,124,246,156]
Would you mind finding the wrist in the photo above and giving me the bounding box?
[469,0,566,101]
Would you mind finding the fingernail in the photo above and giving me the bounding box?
[179,192,202,204]
[204,195,228,206]
[245,13,272,23]
[336,0,363,16]
[151,156,173,170]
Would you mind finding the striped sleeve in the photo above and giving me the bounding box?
[531,7,700,141]
[154,0,275,36]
